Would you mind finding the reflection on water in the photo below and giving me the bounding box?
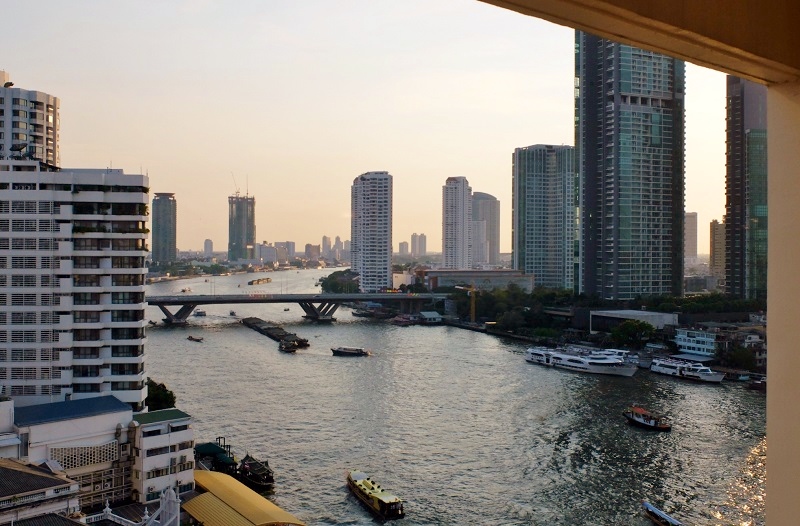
[145,271,766,525]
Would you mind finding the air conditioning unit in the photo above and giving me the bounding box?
[103,482,111,489]
[94,484,102,491]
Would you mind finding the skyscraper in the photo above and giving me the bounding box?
[321,235,331,258]
[1,161,149,410]
[0,71,60,167]
[512,144,575,289]
[442,176,472,269]
[228,193,255,261]
[204,239,213,257]
[399,241,409,255]
[575,32,685,299]
[152,193,177,265]
[411,233,427,258]
[684,212,698,261]
[725,76,768,300]
[351,171,392,292]
[710,219,726,284]
[472,192,501,266]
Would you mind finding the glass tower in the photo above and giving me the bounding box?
[152,193,177,265]
[575,32,685,299]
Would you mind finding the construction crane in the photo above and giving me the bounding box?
[454,285,477,324]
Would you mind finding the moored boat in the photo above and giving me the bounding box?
[524,347,637,377]
[650,358,725,383]
[623,405,672,431]
[239,453,275,491]
[195,437,275,492]
[346,470,405,520]
[642,500,683,525]
[332,346,370,357]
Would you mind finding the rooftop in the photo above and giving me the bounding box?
[133,408,191,425]
[0,458,74,499]
[15,396,131,427]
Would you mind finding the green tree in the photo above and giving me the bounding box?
[146,378,176,410]
[610,320,655,350]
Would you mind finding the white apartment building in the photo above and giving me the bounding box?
[0,160,149,410]
[674,328,721,358]
[442,177,473,270]
[0,71,60,167]
[131,408,195,504]
[351,171,392,292]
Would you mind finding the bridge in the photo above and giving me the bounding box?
[147,292,448,324]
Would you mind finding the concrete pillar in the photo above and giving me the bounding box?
[767,80,800,525]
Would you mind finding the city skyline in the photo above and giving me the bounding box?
[1,1,726,253]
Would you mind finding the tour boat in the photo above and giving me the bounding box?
[346,470,405,520]
[650,358,725,383]
[642,500,683,525]
[524,347,638,377]
[331,346,370,357]
[623,405,672,431]
[238,453,275,491]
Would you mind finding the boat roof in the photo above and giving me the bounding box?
[628,406,666,418]
[642,501,683,526]
[348,470,403,503]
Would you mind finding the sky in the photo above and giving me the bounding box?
[2,0,726,254]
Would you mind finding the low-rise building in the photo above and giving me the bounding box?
[423,269,535,292]
[0,458,80,525]
[589,310,679,334]
[673,328,727,359]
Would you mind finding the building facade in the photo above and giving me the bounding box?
[410,233,426,258]
[351,171,392,292]
[472,192,501,266]
[151,193,177,265]
[512,144,575,290]
[398,241,409,255]
[725,76,768,300]
[575,32,685,299]
[442,176,472,269]
[684,211,697,261]
[0,161,149,410]
[227,193,255,262]
[710,219,726,284]
[0,71,60,167]
[203,238,213,257]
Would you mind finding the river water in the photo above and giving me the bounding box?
[145,269,765,525]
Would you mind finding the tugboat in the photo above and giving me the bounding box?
[623,405,672,431]
[331,346,370,357]
[346,470,405,520]
[194,437,275,492]
[279,340,298,353]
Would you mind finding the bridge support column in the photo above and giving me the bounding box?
[298,302,341,322]
[156,304,197,325]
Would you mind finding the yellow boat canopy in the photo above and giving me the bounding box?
[185,470,306,526]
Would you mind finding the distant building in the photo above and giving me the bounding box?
[275,241,295,258]
[204,238,214,257]
[0,161,149,410]
[398,241,409,255]
[472,192,500,266]
[255,242,279,265]
[0,70,60,167]
[152,192,177,265]
[305,243,321,261]
[471,219,487,266]
[725,76,768,300]
[710,219,726,283]
[442,176,472,269]
[423,269,535,293]
[576,32,685,299]
[589,310,679,334]
[322,235,331,258]
[684,212,698,261]
[411,233,427,258]
[351,171,392,292]
[512,144,575,290]
[228,193,255,261]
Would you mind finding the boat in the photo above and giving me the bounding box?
[187,336,204,343]
[279,340,298,353]
[193,309,207,317]
[748,374,767,392]
[623,405,672,431]
[650,358,725,383]
[148,320,157,326]
[229,310,237,316]
[642,500,683,525]
[238,453,275,491]
[284,307,290,311]
[346,470,405,520]
[524,347,638,377]
[332,346,370,357]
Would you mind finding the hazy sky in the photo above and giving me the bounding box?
[3,1,726,254]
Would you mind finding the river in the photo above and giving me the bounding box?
[144,269,765,525]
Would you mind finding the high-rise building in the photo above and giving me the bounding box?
[151,193,177,265]
[203,239,213,257]
[228,193,255,261]
[684,212,698,261]
[710,219,726,283]
[0,161,149,410]
[471,220,488,267]
[472,192,501,266]
[411,233,427,258]
[725,76,768,300]
[275,241,295,258]
[512,144,575,289]
[321,235,331,258]
[398,241,409,255]
[575,32,685,299]
[351,171,392,292]
[442,176,472,269]
[0,71,60,167]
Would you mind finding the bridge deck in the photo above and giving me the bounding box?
[147,293,445,306]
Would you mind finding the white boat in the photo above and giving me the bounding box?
[650,358,724,383]
[193,309,207,317]
[525,347,638,377]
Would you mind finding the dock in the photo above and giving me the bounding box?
[241,317,309,347]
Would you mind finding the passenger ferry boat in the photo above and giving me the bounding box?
[346,470,405,520]
[525,347,638,377]
[650,358,725,383]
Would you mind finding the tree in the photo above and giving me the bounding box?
[146,378,176,410]
[610,320,655,350]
